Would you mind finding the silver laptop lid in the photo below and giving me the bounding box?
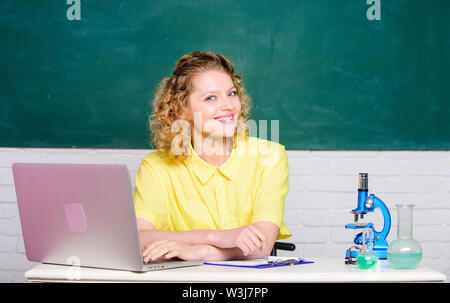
[13,163,147,271]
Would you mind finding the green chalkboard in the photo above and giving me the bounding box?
[1,0,449,149]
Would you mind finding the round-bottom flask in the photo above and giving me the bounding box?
[387,204,422,269]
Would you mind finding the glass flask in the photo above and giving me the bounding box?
[387,204,422,269]
[357,227,378,269]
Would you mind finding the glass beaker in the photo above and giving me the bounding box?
[356,227,378,269]
[387,204,422,269]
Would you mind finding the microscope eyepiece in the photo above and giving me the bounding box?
[358,173,368,191]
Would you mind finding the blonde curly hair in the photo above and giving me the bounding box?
[148,51,251,162]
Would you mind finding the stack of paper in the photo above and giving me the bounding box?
[204,256,312,268]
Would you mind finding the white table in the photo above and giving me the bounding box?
[25,257,446,283]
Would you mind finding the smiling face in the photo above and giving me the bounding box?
[187,69,242,142]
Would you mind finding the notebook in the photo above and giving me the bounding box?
[12,163,202,272]
[204,256,314,268]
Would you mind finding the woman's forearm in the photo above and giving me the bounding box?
[138,229,215,248]
[139,222,276,258]
[201,245,241,261]
[138,227,244,248]
[202,244,271,261]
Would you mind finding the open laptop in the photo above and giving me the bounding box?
[12,163,202,272]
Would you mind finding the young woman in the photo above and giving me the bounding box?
[134,51,291,262]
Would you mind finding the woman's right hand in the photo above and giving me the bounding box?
[210,225,267,256]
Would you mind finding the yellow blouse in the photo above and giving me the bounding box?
[133,135,291,240]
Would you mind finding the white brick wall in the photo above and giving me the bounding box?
[0,148,449,282]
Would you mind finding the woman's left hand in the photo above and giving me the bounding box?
[142,240,206,263]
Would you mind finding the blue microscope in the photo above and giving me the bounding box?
[345,173,391,262]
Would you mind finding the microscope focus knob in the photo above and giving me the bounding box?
[365,198,374,209]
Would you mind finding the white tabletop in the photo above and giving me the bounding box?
[25,257,446,283]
